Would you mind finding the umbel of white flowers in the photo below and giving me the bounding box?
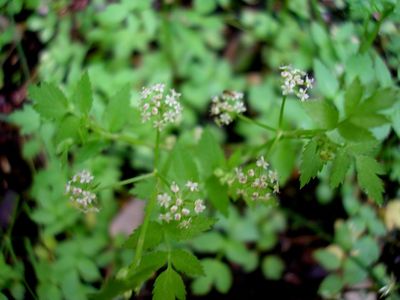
[65,170,98,213]
[280,65,314,101]
[210,90,246,126]
[233,156,279,202]
[158,180,206,229]
[139,83,183,130]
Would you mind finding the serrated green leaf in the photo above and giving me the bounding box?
[338,121,375,142]
[300,139,324,188]
[314,249,341,271]
[29,83,69,119]
[261,255,285,280]
[124,221,163,250]
[355,155,384,204]
[330,149,351,188]
[153,268,186,300]
[205,175,229,216]
[129,251,168,283]
[8,105,40,134]
[71,72,93,115]
[344,77,363,116]
[350,113,389,128]
[358,88,397,113]
[166,216,215,241]
[103,85,131,132]
[302,100,339,129]
[318,274,343,298]
[314,59,339,98]
[196,128,225,177]
[171,249,204,277]
[129,177,157,200]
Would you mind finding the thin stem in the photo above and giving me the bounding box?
[282,129,325,139]
[238,114,276,132]
[94,172,154,192]
[278,96,287,129]
[10,18,30,82]
[132,130,161,269]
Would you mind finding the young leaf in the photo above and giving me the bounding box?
[261,255,285,280]
[124,221,163,250]
[330,149,351,188]
[302,100,339,129]
[103,85,131,132]
[300,139,324,188]
[29,83,69,120]
[171,249,204,277]
[344,77,363,116]
[153,267,186,300]
[71,72,93,115]
[355,155,385,204]
[205,175,229,216]
[8,105,41,135]
[313,59,339,98]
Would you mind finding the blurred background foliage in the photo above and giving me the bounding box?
[1,0,400,299]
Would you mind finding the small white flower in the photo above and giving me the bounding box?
[157,193,171,208]
[210,90,246,126]
[174,213,182,221]
[185,181,199,192]
[171,182,179,193]
[170,205,178,213]
[256,156,269,169]
[179,218,191,229]
[182,208,190,216]
[194,199,206,214]
[66,170,98,213]
[280,65,313,101]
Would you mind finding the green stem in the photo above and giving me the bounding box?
[94,172,154,192]
[278,96,287,129]
[282,129,325,139]
[238,114,277,132]
[132,130,161,269]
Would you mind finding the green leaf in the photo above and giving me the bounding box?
[71,72,93,115]
[299,139,324,188]
[194,0,217,14]
[358,88,397,113]
[374,53,393,87]
[344,77,363,116]
[313,59,339,98]
[129,251,168,283]
[191,259,232,295]
[124,221,163,250]
[314,249,341,271]
[353,236,380,266]
[55,114,82,145]
[334,221,353,250]
[196,128,225,178]
[130,177,157,200]
[318,274,343,298]
[355,155,385,204]
[350,113,390,128]
[153,268,186,300]
[171,249,204,277]
[8,105,40,134]
[337,121,375,142]
[225,240,258,272]
[330,149,351,188]
[103,85,131,132]
[77,258,100,282]
[302,100,339,129]
[342,258,367,285]
[261,255,285,280]
[191,232,225,253]
[205,175,229,216]
[166,216,215,241]
[166,141,199,183]
[29,83,69,119]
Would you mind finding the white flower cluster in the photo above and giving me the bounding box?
[210,90,246,126]
[233,156,279,202]
[65,170,98,213]
[158,180,206,228]
[139,83,183,130]
[280,65,314,101]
